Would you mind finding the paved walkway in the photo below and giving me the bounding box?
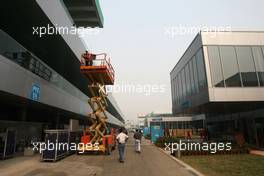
[0,134,194,176]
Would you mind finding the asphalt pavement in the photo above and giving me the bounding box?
[0,133,195,176]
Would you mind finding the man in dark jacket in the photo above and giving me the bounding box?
[82,51,96,66]
[133,129,142,153]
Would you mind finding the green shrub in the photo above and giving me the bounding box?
[144,134,151,140]
[154,136,181,148]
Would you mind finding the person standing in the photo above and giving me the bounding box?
[81,51,96,66]
[116,128,128,163]
[133,129,142,153]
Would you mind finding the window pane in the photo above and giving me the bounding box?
[178,75,183,103]
[185,64,191,96]
[181,69,186,100]
[220,46,241,87]
[196,49,207,90]
[207,46,224,87]
[192,56,199,93]
[236,46,258,87]
[252,46,264,86]
[177,76,180,104]
[173,78,175,102]
[171,78,175,104]
[175,77,178,104]
[175,78,178,105]
[189,61,195,94]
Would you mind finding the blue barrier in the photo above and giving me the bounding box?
[150,126,164,143]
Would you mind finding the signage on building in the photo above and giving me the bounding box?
[152,118,163,122]
[181,101,191,109]
[30,84,40,101]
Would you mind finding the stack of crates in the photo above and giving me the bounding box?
[41,130,81,162]
[0,129,16,159]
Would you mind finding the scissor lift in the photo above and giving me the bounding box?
[78,53,115,155]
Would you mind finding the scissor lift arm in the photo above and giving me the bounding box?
[79,52,115,154]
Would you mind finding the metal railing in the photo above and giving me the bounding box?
[82,53,115,81]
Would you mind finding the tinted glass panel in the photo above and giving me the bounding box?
[171,78,175,104]
[236,46,258,87]
[189,61,195,94]
[252,47,264,86]
[192,56,199,93]
[185,64,191,96]
[177,76,180,104]
[0,30,52,81]
[220,46,241,87]
[196,49,207,90]
[207,46,224,87]
[178,75,183,103]
[181,69,186,100]
[175,77,178,104]
[174,78,178,104]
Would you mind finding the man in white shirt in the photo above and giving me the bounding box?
[116,128,128,163]
[133,129,142,153]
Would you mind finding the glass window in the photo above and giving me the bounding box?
[0,30,52,82]
[236,46,258,87]
[192,56,199,93]
[176,77,179,103]
[175,78,178,104]
[207,46,224,87]
[177,76,180,104]
[174,78,177,104]
[178,75,183,104]
[175,76,178,104]
[185,64,191,96]
[196,48,207,90]
[171,78,175,104]
[189,61,195,95]
[252,46,264,86]
[220,46,241,87]
[181,69,186,101]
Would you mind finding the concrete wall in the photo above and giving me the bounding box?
[36,0,86,61]
[201,31,264,46]
[0,54,91,116]
[0,54,125,126]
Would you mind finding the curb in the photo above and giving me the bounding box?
[156,147,205,176]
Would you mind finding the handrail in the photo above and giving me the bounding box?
[100,58,115,81]
[81,52,115,81]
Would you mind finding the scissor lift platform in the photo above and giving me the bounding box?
[78,52,115,155]
[80,65,114,85]
[80,54,115,85]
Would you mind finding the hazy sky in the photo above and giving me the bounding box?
[83,0,264,124]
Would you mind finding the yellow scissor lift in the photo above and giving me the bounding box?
[78,53,116,155]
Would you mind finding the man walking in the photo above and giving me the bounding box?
[116,128,128,163]
[133,129,142,153]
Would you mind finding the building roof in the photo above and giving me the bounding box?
[138,113,173,118]
[63,0,104,28]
